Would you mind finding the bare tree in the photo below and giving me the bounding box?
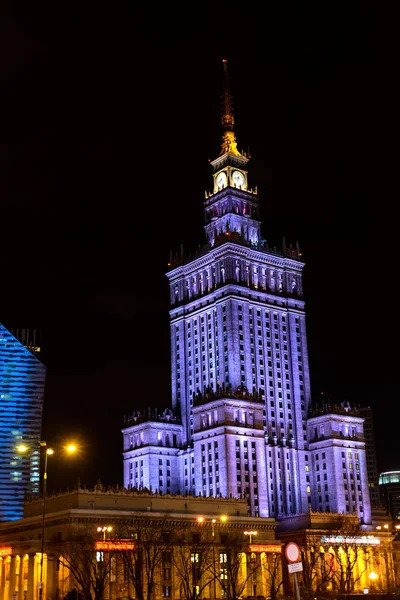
[115,517,173,600]
[298,537,335,599]
[55,535,113,600]
[320,518,376,594]
[379,541,397,593]
[260,552,284,600]
[215,530,259,600]
[170,525,217,600]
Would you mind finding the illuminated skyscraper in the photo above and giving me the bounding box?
[0,324,46,521]
[358,404,380,507]
[379,471,400,522]
[122,61,372,524]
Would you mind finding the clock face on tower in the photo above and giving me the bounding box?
[216,171,227,188]
[232,170,245,187]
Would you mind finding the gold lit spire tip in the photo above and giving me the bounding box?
[219,59,243,157]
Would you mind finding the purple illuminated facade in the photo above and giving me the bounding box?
[122,62,371,524]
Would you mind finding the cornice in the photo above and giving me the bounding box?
[212,244,304,271]
[192,397,264,412]
[169,289,305,321]
[209,153,250,170]
[204,186,258,207]
[167,243,304,281]
[307,413,365,425]
[308,440,365,451]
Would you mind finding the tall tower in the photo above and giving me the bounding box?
[0,324,46,521]
[122,61,372,523]
[358,404,380,507]
[166,59,309,519]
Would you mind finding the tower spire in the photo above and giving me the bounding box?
[220,59,243,157]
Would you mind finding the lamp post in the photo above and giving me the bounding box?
[97,525,113,541]
[97,526,113,599]
[244,530,258,545]
[17,440,78,600]
[39,442,53,600]
[211,519,217,600]
[197,516,227,600]
[369,571,379,593]
[244,531,258,597]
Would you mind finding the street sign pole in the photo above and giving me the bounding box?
[293,572,301,600]
[285,542,302,600]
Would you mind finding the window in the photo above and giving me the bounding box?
[219,552,228,579]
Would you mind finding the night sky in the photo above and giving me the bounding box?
[1,3,397,491]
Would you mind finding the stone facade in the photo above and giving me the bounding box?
[121,77,372,525]
[0,486,280,600]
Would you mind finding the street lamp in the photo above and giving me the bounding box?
[197,516,216,533]
[244,531,258,597]
[97,526,113,541]
[39,442,53,600]
[17,440,78,600]
[244,530,258,545]
[197,516,227,600]
[96,526,113,599]
[377,523,400,540]
[368,571,379,592]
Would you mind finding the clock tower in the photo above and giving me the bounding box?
[164,59,310,518]
[207,60,261,248]
[122,60,372,526]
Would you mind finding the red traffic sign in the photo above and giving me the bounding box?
[285,542,300,563]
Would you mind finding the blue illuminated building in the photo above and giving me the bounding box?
[122,62,372,525]
[0,324,46,521]
[379,471,400,523]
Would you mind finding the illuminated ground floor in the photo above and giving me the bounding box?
[0,486,280,600]
[0,487,398,600]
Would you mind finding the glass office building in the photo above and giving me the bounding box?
[0,324,46,521]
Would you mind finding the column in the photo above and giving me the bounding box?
[17,557,24,600]
[0,559,6,600]
[26,556,35,600]
[8,556,16,600]
[3,558,10,600]
[46,554,57,600]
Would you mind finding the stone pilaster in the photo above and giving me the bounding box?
[0,559,6,599]
[45,554,57,599]
[17,556,24,600]
[26,555,35,600]
[8,556,16,600]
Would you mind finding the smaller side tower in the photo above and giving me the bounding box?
[122,409,183,494]
[191,390,269,516]
[307,402,372,524]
